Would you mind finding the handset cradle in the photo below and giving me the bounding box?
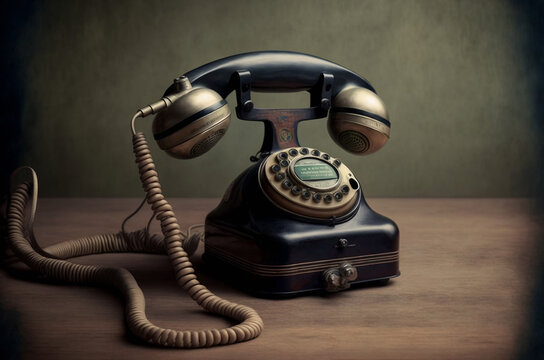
[234,70,335,154]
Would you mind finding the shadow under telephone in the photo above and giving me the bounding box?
[5,51,399,348]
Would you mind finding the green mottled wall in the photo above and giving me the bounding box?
[17,0,538,197]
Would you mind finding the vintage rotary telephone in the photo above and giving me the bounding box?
[5,51,398,349]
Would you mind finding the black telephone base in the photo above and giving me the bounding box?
[204,161,399,296]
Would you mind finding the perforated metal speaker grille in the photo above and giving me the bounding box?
[189,129,226,158]
[338,130,370,153]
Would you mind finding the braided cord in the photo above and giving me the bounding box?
[4,133,263,348]
[129,132,263,346]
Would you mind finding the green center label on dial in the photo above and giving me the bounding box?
[294,159,338,181]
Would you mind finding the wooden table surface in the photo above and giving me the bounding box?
[0,198,540,360]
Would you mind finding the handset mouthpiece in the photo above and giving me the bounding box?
[137,77,193,117]
[131,77,192,134]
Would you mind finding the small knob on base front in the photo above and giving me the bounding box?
[323,269,347,292]
[339,262,358,281]
[322,262,358,292]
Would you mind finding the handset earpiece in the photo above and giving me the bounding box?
[327,87,390,155]
[152,76,231,159]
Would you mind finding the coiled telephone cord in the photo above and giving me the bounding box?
[4,133,264,348]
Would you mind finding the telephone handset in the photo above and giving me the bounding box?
[5,51,399,349]
[148,51,390,159]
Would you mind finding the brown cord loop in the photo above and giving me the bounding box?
[4,132,263,348]
[130,132,263,346]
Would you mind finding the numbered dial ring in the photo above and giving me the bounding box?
[259,147,360,219]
